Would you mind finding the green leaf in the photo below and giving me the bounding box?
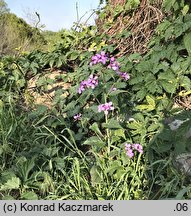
[107,161,122,175]
[1,177,20,190]
[115,82,127,88]
[135,89,147,100]
[83,136,105,148]
[21,191,38,200]
[146,95,155,108]
[125,0,140,11]
[163,0,176,11]
[129,75,144,85]
[182,5,189,16]
[184,32,191,54]
[115,168,126,180]
[160,81,176,93]
[69,51,80,61]
[30,105,48,117]
[102,119,122,129]
[63,101,77,112]
[158,72,175,80]
[148,123,160,132]
[176,187,190,199]
[16,158,35,183]
[56,57,63,67]
[128,121,143,130]
[49,59,54,68]
[114,5,124,18]
[180,76,191,91]
[156,20,171,33]
[1,195,14,200]
[136,95,155,111]
[136,104,154,111]
[89,122,103,137]
[90,165,102,185]
[109,89,127,96]
[114,129,126,139]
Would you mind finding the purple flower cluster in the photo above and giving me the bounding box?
[78,74,98,94]
[98,102,114,115]
[107,56,130,80]
[74,113,82,121]
[117,71,130,81]
[90,51,108,66]
[125,143,143,158]
[91,53,130,81]
[108,57,120,71]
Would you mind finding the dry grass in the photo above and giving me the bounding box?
[25,69,71,109]
[97,0,164,56]
[175,95,191,110]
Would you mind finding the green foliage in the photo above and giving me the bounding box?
[1,0,191,200]
[0,13,46,56]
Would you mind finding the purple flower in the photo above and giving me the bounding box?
[108,57,120,71]
[86,74,98,89]
[78,75,99,94]
[98,101,114,115]
[132,143,143,154]
[117,72,130,81]
[124,143,143,158]
[78,80,88,94]
[126,148,134,158]
[90,51,108,66]
[74,113,82,121]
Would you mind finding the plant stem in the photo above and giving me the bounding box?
[104,103,111,155]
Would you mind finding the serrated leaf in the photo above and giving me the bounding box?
[156,20,171,33]
[135,89,147,100]
[129,75,143,85]
[160,81,176,93]
[115,82,127,88]
[63,101,77,112]
[184,32,191,54]
[158,72,175,80]
[1,177,20,190]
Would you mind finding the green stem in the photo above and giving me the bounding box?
[104,95,111,156]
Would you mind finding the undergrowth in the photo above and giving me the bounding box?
[0,0,191,200]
